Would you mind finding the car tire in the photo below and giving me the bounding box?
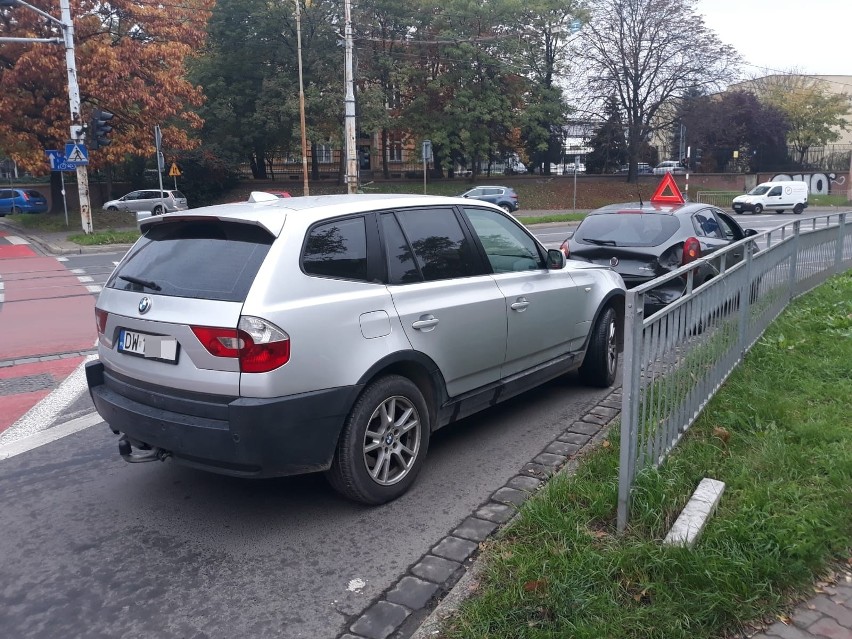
[753,204,763,214]
[152,205,165,215]
[579,306,617,388]
[793,203,804,214]
[11,206,21,215]
[326,375,430,505]
[107,206,118,211]
[500,203,513,214]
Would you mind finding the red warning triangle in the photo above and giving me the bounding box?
[650,173,685,204]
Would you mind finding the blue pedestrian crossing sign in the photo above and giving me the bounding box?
[64,142,89,166]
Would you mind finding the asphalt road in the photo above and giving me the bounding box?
[0,361,616,639]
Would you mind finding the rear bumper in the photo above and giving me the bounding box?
[86,361,362,478]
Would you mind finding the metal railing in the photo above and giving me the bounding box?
[617,213,852,531]
[695,191,741,207]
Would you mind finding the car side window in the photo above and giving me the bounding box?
[464,207,544,273]
[381,213,421,284]
[768,186,782,197]
[302,216,369,281]
[394,207,481,282]
[0,190,12,199]
[124,191,140,200]
[713,210,742,241]
[692,212,723,239]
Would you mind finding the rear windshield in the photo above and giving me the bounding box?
[107,220,273,302]
[575,213,680,247]
[172,190,186,199]
[24,190,45,198]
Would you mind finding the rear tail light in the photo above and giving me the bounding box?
[560,239,570,259]
[22,192,30,201]
[191,316,290,373]
[94,307,111,345]
[682,237,701,265]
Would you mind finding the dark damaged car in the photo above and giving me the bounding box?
[560,201,758,315]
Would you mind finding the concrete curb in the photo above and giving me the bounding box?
[336,388,623,639]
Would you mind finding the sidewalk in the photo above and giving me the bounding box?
[0,218,137,256]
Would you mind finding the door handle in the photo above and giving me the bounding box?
[510,298,530,312]
[412,315,439,331]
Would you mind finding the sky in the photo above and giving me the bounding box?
[695,0,851,79]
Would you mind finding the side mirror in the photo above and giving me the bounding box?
[744,229,758,237]
[547,249,564,269]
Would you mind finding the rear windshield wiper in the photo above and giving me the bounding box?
[119,274,162,291]
[581,238,618,246]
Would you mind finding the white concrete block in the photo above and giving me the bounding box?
[663,477,725,548]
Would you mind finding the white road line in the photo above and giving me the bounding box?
[71,268,85,274]
[77,275,94,282]
[86,285,102,293]
[6,235,30,245]
[0,354,97,446]
[56,257,69,262]
[0,412,102,461]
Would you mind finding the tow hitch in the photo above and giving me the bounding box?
[118,436,171,463]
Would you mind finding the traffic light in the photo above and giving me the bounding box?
[88,108,114,150]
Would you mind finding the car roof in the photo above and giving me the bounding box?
[140,193,503,235]
[589,201,709,216]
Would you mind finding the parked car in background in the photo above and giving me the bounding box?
[0,188,49,215]
[616,163,653,174]
[560,200,757,315]
[87,193,625,504]
[459,185,519,212]
[103,189,188,222]
[653,160,686,175]
[732,181,808,215]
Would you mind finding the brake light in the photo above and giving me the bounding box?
[191,316,290,373]
[560,239,570,259]
[22,191,30,201]
[94,306,109,339]
[682,237,701,265]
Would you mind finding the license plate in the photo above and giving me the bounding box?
[733,204,741,210]
[118,329,179,363]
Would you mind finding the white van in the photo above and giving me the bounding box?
[732,181,809,215]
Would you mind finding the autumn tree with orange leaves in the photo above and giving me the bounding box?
[0,0,213,175]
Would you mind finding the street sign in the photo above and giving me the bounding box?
[168,162,182,177]
[44,150,76,172]
[422,139,432,163]
[63,142,88,166]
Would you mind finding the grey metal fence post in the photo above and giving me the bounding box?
[788,220,801,301]
[835,213,846,274]
[738,245,753,357]
[617,289,644,533]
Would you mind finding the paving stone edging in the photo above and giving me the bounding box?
[337,387,623,639]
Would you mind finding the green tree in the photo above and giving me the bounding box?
[585,96,627,174]
[750,75,851,166]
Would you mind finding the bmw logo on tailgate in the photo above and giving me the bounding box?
[138,296,152,314]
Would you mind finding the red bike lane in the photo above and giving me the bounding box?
[0,232,96,436]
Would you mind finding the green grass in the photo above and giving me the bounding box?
[6,213,74,232]
[517,213,587,225]
[68,230,140,245]
[810,193,849,206]
[439,272,852,639]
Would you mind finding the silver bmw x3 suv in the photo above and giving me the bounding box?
[87,192,625,504]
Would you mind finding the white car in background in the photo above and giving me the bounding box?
[653,160,686,175]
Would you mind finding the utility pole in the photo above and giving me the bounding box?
[59,0,92,233]
[0,0,92,233]
[343,0,358,194]
[295,0,309,196]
